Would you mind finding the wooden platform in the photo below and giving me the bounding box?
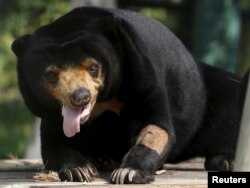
[0,158,207,187]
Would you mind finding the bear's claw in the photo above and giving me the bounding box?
[110,167,154,184]
[59,164,97,182]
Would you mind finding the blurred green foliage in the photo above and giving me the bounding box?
[0,0,70,158]
[238,0,250,75]
[140,8,179,29]
[0,100,34,158]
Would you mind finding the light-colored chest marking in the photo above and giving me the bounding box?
[91,98,124,118]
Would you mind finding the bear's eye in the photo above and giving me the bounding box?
[88,63,99,77]
[44,71,58,84]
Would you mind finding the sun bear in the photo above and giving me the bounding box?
[12,7,243,184]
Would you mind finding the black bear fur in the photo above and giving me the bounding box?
[11,7,245,184]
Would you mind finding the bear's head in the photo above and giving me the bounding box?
[12,15,123,137]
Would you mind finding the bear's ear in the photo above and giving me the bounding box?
[11,34,31,57]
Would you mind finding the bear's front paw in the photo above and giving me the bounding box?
[59,163,98,182]
[109,168,154,184]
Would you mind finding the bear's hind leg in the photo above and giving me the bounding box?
[205,154,234,171]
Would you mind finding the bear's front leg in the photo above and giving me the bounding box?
[110,124,169,184]
[40,118,98,182]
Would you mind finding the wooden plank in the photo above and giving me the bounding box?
[0,174,207,188]
[0,159,207,187]
[0,159,42,171]
[235,74,250,171]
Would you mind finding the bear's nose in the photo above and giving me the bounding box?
[70,88,91,107]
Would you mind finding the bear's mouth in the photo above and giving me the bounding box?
[61,103,92,137]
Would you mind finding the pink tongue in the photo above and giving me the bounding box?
[62,105,81,137]
[62,105,91,137]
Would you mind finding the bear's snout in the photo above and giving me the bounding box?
[70,88,91,107]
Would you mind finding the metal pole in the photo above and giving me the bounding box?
[234,74,250,171]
